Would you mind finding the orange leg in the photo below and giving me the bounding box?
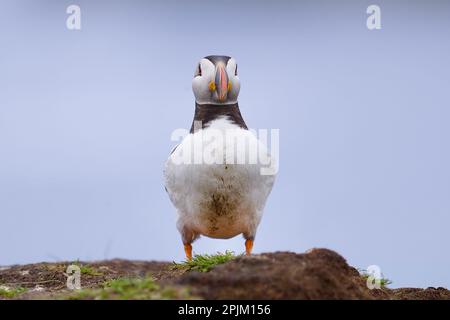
[245,239,254,256]
[184,243,193,260]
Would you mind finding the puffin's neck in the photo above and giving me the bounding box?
[190,102,248,134]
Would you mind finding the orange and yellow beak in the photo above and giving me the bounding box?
[215,63,229,102]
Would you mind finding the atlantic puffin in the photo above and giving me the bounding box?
[164,55,276,260]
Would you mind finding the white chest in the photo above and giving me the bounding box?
[164,118,275,238]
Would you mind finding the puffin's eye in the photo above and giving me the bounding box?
[235,64,238,76]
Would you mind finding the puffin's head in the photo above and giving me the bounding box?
[192,55,240,105]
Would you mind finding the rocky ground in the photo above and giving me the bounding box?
[1,249,449,300]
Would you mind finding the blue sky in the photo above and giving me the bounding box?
[0,0,449,288]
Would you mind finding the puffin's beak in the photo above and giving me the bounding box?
[215,63,229,102]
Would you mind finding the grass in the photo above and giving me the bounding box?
[171,251,239,272]
[72,260,103,276]
[359,269,393,288]
[66,277,194,300]
[0,286,27,298]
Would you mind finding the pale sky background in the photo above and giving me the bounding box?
[1,0,449,288]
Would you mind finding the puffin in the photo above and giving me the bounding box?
[164,55,276,260]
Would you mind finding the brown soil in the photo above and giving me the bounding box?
[1,249,449,300]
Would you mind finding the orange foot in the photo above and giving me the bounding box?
[184,243,192,260]
[245,239,254,256]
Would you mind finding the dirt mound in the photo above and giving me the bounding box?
[0,259,170,298]
[172,249,373,299]
[173,249,450,300]
[171,249,450,300]
[1,249,449,300]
